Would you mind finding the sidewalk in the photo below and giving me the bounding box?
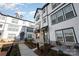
[19,43,37,56]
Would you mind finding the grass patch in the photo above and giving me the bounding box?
[10,44,20,56]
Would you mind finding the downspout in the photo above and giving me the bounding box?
[47,5,50,44]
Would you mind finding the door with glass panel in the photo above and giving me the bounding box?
[43,31,49,44]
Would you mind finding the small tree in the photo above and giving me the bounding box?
[20,32,25,40]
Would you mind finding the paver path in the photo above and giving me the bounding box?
[19,44,37,56]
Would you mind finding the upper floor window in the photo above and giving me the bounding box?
[43,18,46,23]
[57,9,64,23]
[12,18,18,24]
[0,24,2,28]
[51,3,77,25]
[0,15,6,20]
[63,4,76,20]
[27,27,33,32]
[36,15,40,21]
[52,3,60,9]
[8,34,16,39]
[43,8,45,14]
[8,24,19,31]
[51,13,57,25]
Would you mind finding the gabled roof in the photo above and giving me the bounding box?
[42,3,49,9]
[34,3,49,18]
[0,12,35,23]
[34,8,42,18]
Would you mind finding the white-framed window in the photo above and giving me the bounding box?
[57,9,64,23]
[51,13,57,25]
[0,15,6,20]
[0,24,3,28]
[36,15,40,21]
[43,8,45,14]
[0,30,2,36]
[63,4,76,20]
[63,29,76,42]
[8,24,19,31]
[55,28,76,43]
[51,3,77,25]
[56,30,64,42]
[43,18,46,23]
[28,34,32,38]
[12,18,18,23]
[8,34,16,39]
[27,27,33,32]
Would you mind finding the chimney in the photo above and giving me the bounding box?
[15,12,23,19]
[15,13,19,18]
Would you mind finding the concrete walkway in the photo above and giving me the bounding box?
[19,43,37,56]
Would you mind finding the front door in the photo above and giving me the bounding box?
[43,31,49,44]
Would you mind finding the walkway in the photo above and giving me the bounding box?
[19,43,37,56]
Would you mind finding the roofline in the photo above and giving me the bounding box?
[42,3,49,9]
[34,3,49,18]
[34,8,42,18]
[0,12,34,23]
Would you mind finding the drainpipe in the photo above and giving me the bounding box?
[46,5,50,45]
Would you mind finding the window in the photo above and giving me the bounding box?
[12,19,18,23]
[43,18,46,23]
[8,24,19,31]
[57,10,64,22]
[56,30,64,42]
[55,28,76,43]
[52,3,60,9]
[63,4,76,20]
[36,15,40,21]
[51,3,77,25]
[51,13,57,25]
[43,8,45,14]
[8,34,16,39]
[8,28,18,31]
[63,29,75,42]
[27,27,33,32]
[0,24,2,28]
[0,15,6,20]
[28,34,32,38]
[0,30,2,36]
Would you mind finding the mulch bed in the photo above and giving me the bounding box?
[34,44,55,56]
[10,44,21,56]
[0,44,12,56]
[34,44,69,56]
[24,41,36,49]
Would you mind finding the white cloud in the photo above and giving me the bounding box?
[29,10,35,16]
[0,3,17,9]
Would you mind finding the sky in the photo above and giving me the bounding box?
[0,3,44,22]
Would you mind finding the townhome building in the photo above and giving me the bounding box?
[0,12,35,42]
[34,3,79,46]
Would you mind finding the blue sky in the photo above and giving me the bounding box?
[0,3,44,21]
